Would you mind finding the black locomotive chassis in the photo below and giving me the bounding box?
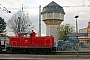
[6,47,56,54]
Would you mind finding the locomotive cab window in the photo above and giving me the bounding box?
[23,35,27,38]
[20,33,28,38]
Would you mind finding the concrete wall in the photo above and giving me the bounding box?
[46,25,59,40]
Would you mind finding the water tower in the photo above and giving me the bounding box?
[41,1,65,41]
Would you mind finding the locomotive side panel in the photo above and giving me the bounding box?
[21,38,31,46]
[45,36,54,47]
[10,37,20,46]
[31,37,45,47]
[31,36,54,48]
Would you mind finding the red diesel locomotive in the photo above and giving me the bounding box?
[6,30,56,54]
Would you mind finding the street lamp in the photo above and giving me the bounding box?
[75,15,79,33]
[75,15,79,57]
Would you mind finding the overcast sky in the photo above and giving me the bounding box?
[0,0,90,36]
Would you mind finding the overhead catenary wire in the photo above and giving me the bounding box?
[1,0,90,12]
[0,4,11,13]
[18,0,23,5]
[4,0,90,11]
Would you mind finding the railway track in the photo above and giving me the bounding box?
[54,52,90,55]
[0,51,90,55]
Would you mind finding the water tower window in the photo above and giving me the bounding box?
[56,15,58,17]
[51,6,52,9]
[43,7,46,10]
[49,15,51,17]
[55,12,59,13]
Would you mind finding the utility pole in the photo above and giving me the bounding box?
[22,4,23,12]
[39,5,41,36]
[18,17,21,33]
[18,4,24,33]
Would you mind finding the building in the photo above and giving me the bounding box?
[88,22,90,37]
[79,28,87,33]
[41,1,65,41]
[78,22,90,44]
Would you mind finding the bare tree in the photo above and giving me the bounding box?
[7,10,34,35]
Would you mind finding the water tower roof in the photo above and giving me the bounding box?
[41,1,65,14]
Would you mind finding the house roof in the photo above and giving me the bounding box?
[41,1,65,14]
